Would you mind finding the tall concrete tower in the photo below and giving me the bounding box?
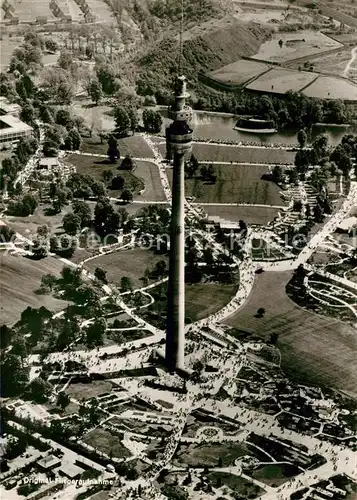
[165,75,193,372]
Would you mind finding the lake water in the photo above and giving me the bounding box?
[161,110,353,146]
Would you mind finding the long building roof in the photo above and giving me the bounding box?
[0,114,33,134]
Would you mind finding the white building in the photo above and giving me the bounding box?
[0,114,33,147]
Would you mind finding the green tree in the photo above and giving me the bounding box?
[58,50,73,70]
[85,318,106,348]
[96,65,119,95]
[114,106,131,137]
[107,135,120,163]
[62,213,81,235]
[52,188,68,213]
[72,200,91,228]
[89,79,103,105]
[120,155,136,171]
[0,354,29,397]
[94,267,107,283]
[57,391,71,411]
[120,276,132,292]
[297,129,307,149]
[142,108,163,133]
[121,189,133,203]
[28,377,52,403]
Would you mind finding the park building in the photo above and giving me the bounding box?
[0,113,33,148]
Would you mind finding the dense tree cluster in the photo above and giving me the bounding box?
[66,172,106,199]
[142,108,163,133]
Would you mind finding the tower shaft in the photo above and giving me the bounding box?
[165,75,193,373]
[166,151,186,371]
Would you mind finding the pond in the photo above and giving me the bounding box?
[160,109,352,146]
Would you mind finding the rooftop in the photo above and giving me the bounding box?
[58,462,85,479]
[37,454,61,469]
[0,114,33,134]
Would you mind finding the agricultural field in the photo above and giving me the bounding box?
[207,59,271,85]
[246,67,317,94]
[168,164,287,206]
[201,204,281,225]
[0,254,68,325]
[252,30,342,63]
[225,271,357,396]
[84,247,169,289]
[80,135,155,158]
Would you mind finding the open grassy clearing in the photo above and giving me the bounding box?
[246,67,317,94]
[168,164,286,206]
[299,47,353,77]
[225,271,357,395]
[302,75,357,101]
[84,247,169,289]
[207,58,270,85]
[208,471,264,497]
[185,283,238,323]
[82,428,132,458]
[65,380,116,401]
[252,464,299,487]
[0,254,68,325]
[193,144,296,164]
[0,35,23,70]
[65,154,144,198]
[4,204,71,239]
[134,161,166,202]
[202,204,280,225]
[173,441,248,467]
[80,135,154,158]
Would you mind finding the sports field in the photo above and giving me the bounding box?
[225,271,357,395]
[168,164,286,206]
[0,254,68,325]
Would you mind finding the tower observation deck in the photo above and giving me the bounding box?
[165,75,193,372]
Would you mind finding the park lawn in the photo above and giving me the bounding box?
[185,282,238,323]
[173,442,248,467]
[0,254,68,325]
[4,203,71,239]
[201,204,280,225]
[224,271,357,396]
[65,154,144,198]
[132,161,166,202]
[158,143,295,164]
[84,248,169,289]
[81,135,155,158]
[252,464,300,487]
[168,164,285,206]
[208,472,265,498]
[65,380,115,401]
[82,427,132,458]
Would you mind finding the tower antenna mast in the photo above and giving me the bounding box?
[178,0,184,75]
